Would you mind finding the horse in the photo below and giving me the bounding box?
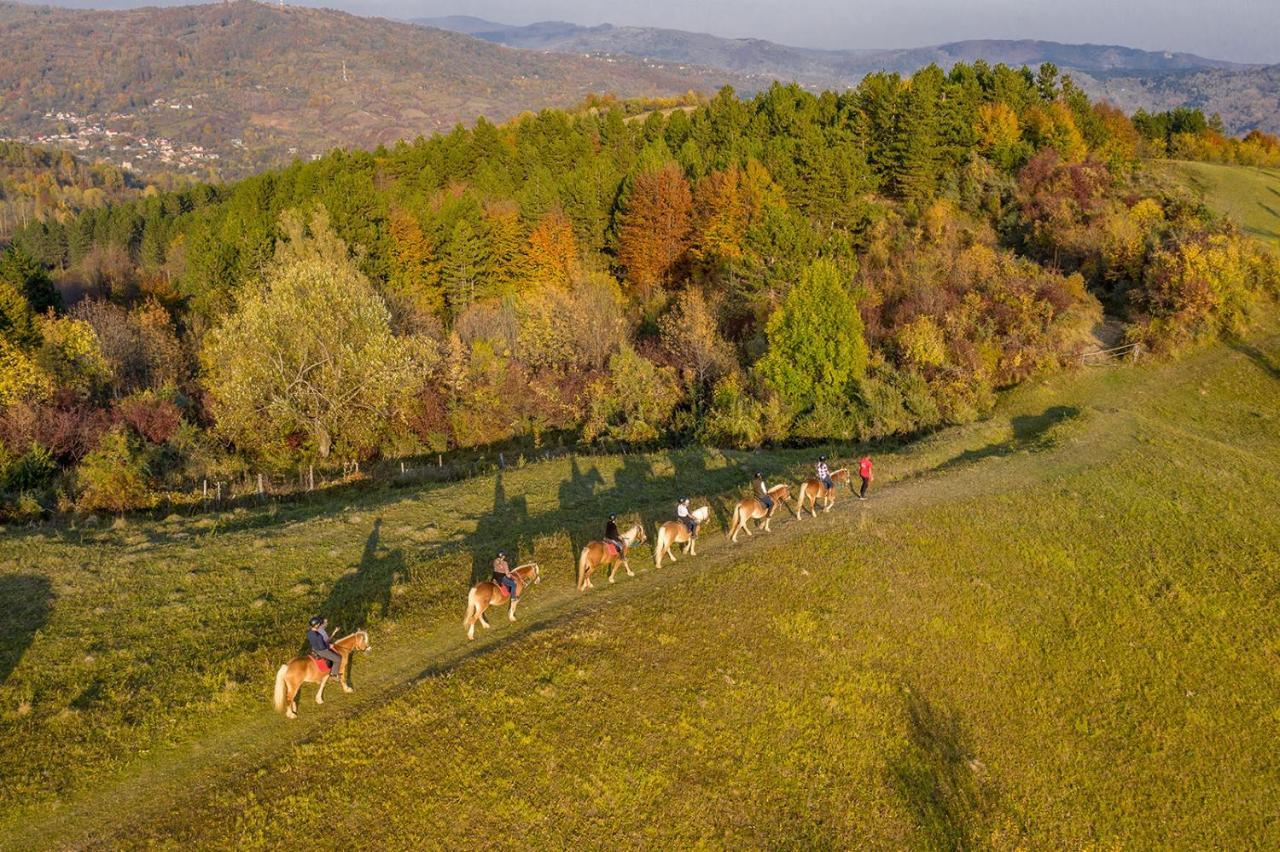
[796,467,851,518]
[463,562,541,640]
[727,483,792,542]
[273,629,371,719]
[577,524,646,591]
[653,505,711,568]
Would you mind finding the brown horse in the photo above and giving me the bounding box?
[577,524,645,591]
[727,483,792,542]
[273,630,371,719]
[653,505,710,568]
[463,562,541,640]
[796,468,851,518]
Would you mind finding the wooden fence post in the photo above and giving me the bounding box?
[257,473,264,496]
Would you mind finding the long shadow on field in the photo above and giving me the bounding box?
[1227,337,1280,379]
[469,473,530,586]
[557,456,605,565]
[888,689,997,850]
[322,518,405,632]
[934,406,1082,473]
[0,574,53,683]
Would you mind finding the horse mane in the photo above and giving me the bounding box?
[691,505,710,522]
[622,523,644,540]
[766,483,789,496]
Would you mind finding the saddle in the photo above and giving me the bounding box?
[604,541,621,558]
[308,654,333,673]
[491,578,514,599]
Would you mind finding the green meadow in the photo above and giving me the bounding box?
[2,324,1279,848]
[1158,159,1280,246]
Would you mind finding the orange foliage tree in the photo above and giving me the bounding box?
[616,162,692,293]
[524,208,580,289]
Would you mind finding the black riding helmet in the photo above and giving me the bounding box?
[679,496,690,503]
[819,454,828,461]
[309,616,325,627]
[497,550,506,558]
[755,471,763,478]
[609,513,617,520]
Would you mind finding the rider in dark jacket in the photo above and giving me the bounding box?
[604,514,625,554]
[753,472,774,510]
[306,616,343,680]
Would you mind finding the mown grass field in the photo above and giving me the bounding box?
[1157,159,1280,246]
[2,325,1279,848]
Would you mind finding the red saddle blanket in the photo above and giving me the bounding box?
[309,654,333,673]
[604,541,620,558]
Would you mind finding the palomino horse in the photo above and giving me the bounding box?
[463,562,541,640]
[727,484,792,542]
[796,468,851,518]
[653,505,710,568]
[577,524,645,591]
[273,630,371,719]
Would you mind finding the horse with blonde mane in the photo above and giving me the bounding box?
[273,629,371,719]
[653,505,710,568]
[577,524,645,591]
[727,483,791,542]
[796,467,851,518]
[463,562,541,640]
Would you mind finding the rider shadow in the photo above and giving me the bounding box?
[0,574,53,684]
[611,453,657,545]
[322,517,405,633]
[469,472,529,586]
[557,455,605,561]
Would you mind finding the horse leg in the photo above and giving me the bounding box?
[623,557,634,577]
[286,675,301,719]
[315,674,327,705]
[509,597,518,622]
[340,656,353,693]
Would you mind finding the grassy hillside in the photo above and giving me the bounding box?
[2,324,1279,847]
[1157,159,1280,246]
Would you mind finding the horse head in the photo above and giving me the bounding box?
[518,562,541,585]
[692,505,710,523]
[626,524,647,545]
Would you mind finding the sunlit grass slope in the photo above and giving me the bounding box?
[1158,159,1280,246]
[2,326,1278,848]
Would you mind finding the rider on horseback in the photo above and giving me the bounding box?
[753,472,774,510]
[491,547,517,601]
[604,513,626,555]
[677,497,698,538]
[817,455,834,491]
[493,550,519,602]
[306,616,343,681]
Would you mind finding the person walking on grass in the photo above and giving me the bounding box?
[858,454,873,500]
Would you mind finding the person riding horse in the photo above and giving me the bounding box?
[817,455,834,492]
[306,616,343,681]
[604,513,626,556]
[493,550,519,602]
[753,472,774,510]
[676,497,698,538]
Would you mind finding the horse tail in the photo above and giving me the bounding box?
[273,664,288,713]
[726,504,740,539]
[577,547,589,590]
[463,587,478,628]
[654,528,665,568]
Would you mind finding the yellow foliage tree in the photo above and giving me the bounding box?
[524,208,579,290]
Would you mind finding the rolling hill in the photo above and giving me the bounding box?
[422,16,1280,135]
[0,1,744,178]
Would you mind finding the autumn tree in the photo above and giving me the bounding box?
[691,167,746,267]
[658,287,735,394]
[386,206,443,325]
[524,208,580,289]
[201,208,418,459]
[616,162,693,294]
[754,258,867,414]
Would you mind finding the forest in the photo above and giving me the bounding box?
[1,62,1277,518]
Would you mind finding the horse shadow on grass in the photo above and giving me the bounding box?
[322,517,405,633]
[934,406,1082,474]
[0,574,53,684]
[888,688,1002,850]
[469,473,529,586]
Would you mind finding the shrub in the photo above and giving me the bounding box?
[115,392,183,445]
[75,426,154,513]
[582,345,683,444]
[700,373,763,449]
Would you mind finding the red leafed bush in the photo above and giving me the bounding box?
[0,392,113,463]
[114,393,182,444]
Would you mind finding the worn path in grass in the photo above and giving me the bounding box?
[4,327,1280,847]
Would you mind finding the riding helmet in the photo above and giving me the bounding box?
[309,616,324,627]
[680,496,689,503]
[819,454,827,461]
[609,513,616,520]
[497,550,506,558]
[755,471,763,478]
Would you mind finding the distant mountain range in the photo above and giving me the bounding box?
[419,16,1280,135]
[0,1,747,177]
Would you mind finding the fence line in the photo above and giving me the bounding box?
[1079,341,1142,366]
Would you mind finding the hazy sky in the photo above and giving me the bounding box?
[44,0,1280,64]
